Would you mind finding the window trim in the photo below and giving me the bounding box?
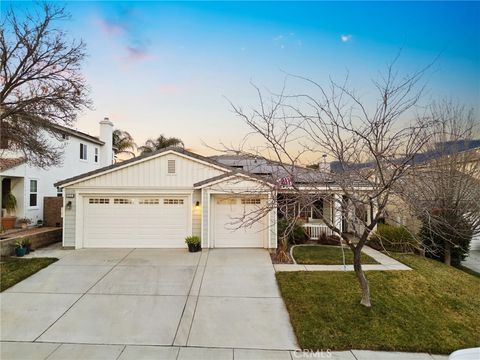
[28,179,38,208]
[80,143,88,161]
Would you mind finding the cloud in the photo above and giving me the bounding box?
[95,17,125,36]
[125,46,155,61]
[94,7,153,63]
[158,84,180,94]
[340,34,352,43]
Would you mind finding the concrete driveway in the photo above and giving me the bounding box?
[1,247,297,358]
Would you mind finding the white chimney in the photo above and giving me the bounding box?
[99,117,114,167]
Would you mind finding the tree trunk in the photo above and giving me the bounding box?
[353,248,371,307]
[444,242,451,266]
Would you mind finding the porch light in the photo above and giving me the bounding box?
[195,201,200,208]
[66,201,72,210]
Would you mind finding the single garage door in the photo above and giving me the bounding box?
[83,196,189,248]
[213,195,267,248]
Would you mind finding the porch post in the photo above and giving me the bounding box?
[333,193,343,233]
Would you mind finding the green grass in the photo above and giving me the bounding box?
[293,245,379,265]
[276,254,480,354]
[0,257,58,291]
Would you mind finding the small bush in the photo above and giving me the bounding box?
[185,235,201,245]
[277,218,308,246]
[318,233,342,246]
[368,223,418,253]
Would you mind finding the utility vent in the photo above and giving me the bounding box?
[167,159,176,174]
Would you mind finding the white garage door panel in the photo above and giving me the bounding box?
[83,196,189,248]
[213,196,266,248]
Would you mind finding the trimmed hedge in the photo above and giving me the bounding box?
[368,223,418,253]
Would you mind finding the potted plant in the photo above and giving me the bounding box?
[15,241,26,257]
[18,218,32,229]
[185,235,201,253]
[1,192,17,230]
[22,238,32,254]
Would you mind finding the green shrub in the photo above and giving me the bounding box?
[184,235,201,245]
[368,223,418,253]
[277,218,308,246]
[419,213,473,266]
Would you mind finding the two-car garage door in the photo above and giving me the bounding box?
[82,194,268,248]
[83,196,189,248]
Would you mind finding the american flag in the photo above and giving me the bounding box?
[276,177,293,187]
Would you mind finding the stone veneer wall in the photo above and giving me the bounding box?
[0,227,62,256]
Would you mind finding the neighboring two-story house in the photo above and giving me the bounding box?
[0,118,114,228]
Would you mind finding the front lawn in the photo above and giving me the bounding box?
[293,245,379,265]
[276,254,480,354]
[0,257,58,291]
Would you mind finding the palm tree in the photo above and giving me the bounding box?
[112,129,136,160]
[138,134,184,155]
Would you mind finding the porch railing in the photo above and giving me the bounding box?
[302,223,332,240]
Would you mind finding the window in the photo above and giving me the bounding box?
[241,198,261,205]
[56,186,62,197]
[114,198,133,204]
[89,198,109,204]
[94,148,98,163]
[29,180,38,207]
[298,199,324,220]
[139,198,160,205]
[167,159,176,174]
[163,198,184,205]
[217,198,237,205]
[80,143,87,160]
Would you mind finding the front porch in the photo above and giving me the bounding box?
[278,193,374,240]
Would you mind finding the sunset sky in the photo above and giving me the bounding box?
[5,1,480,161]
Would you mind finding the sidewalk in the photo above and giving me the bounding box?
[274,245,412,272]
[0,342,450,360]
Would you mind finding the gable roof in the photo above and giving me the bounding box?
[331,139,480,173]
[210,154,335,184]
[52,124,104,146]
[0,157,26,171]
[55,147,236,187]
[193,171,275,188]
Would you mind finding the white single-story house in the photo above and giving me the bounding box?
[56,147,376,249]
[55,148,279,249]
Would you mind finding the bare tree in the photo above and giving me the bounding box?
[0,3,91,168]
[221,60,433,307]
[401,101,480,266]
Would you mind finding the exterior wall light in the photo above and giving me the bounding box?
[66,201,72,210]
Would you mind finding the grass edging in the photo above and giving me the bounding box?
[1,257,58,292]
[292,244,379,265]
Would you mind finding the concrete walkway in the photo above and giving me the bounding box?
[275,245,411,272]
[0,342,450,360]
[462,250,480,273]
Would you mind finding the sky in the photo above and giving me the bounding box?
[4,1,480,162]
